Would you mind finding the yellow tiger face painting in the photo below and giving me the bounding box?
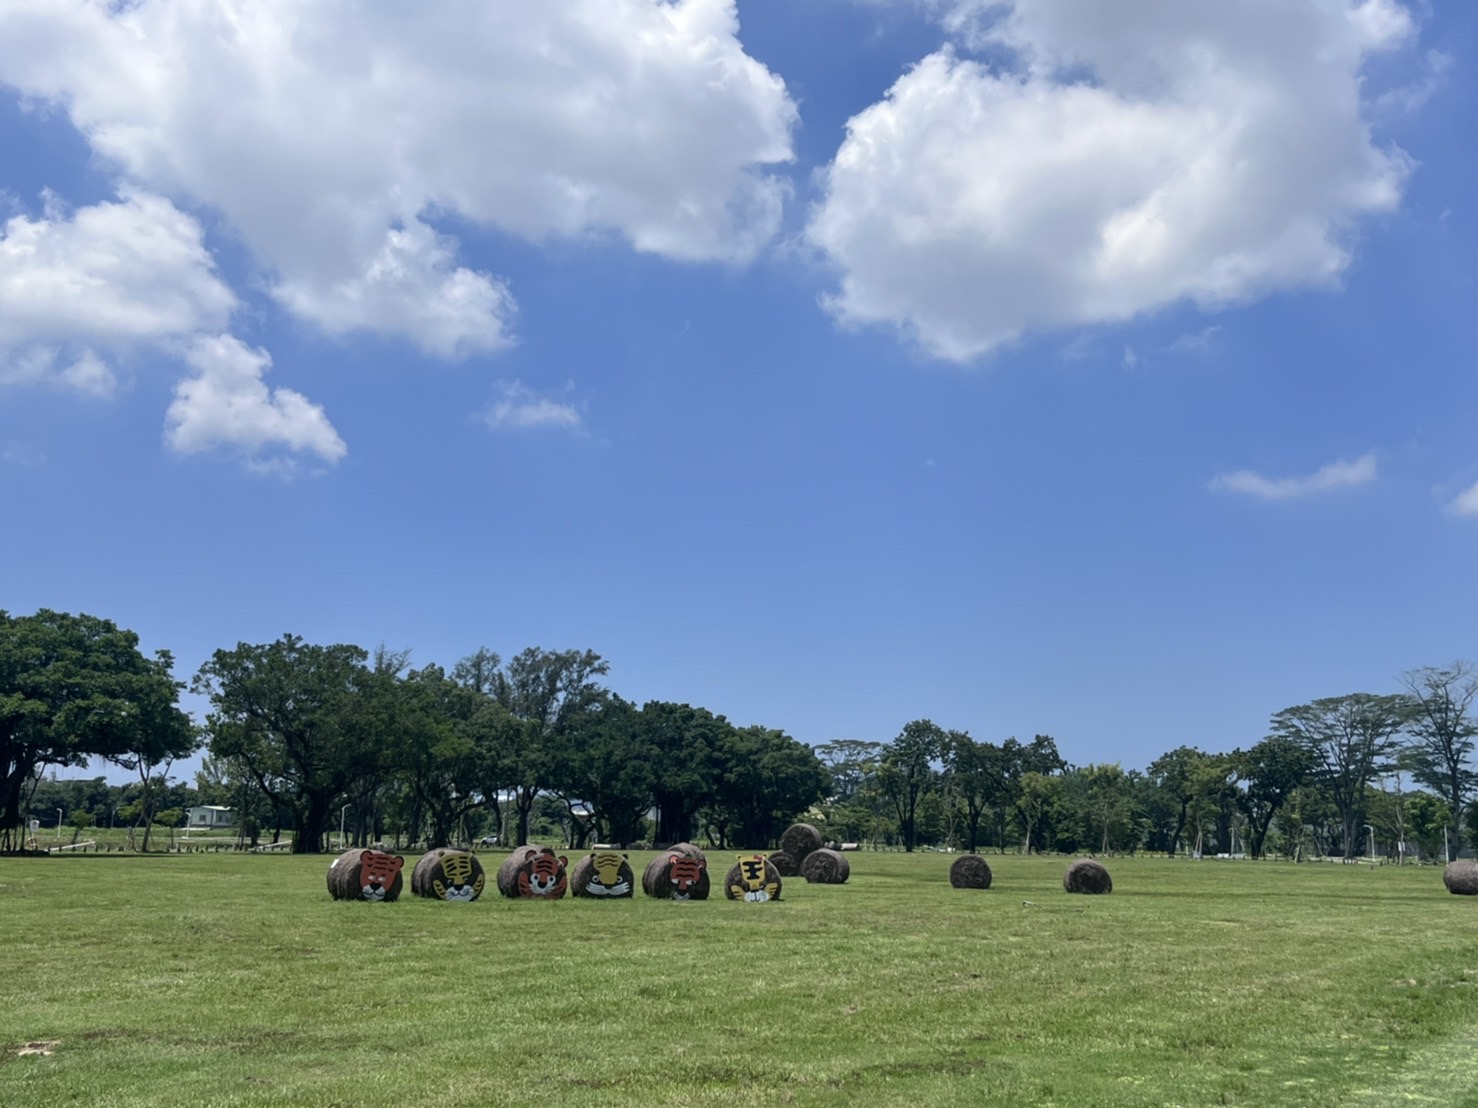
[432,850,485,902]
[585,851,632,898]
[728,854,780,903]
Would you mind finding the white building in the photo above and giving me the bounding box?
[185,805,234,830]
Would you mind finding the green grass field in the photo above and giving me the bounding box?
[2,851,1475,1107]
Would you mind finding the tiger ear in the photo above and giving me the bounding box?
[697,858,707,871]
[388,856,404,874]
[668,854,680,865]
[558,856,568,868]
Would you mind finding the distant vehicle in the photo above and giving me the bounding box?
[479,835,499,846]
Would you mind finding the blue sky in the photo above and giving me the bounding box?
[2,0,1475,784]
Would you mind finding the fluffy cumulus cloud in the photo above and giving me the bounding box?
[1210,453,1377,500]
[0,0,796,355]
[809,0,1415,360]
[0,189,235,394]
[165,336,346,468]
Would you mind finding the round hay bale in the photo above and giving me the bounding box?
[1443,859,1478,895]
[949,854,993,890]
[495,845,569,899]
[667,842,705,863]
[641,850,712,900]
[411,848,486,901]
[326,848,405,902]
[1063,858,1112,895]
[801,847,849,884]
[571,850,635,899]
[780,822,823,864]
[768,850,799,877]
[723,854,782,902]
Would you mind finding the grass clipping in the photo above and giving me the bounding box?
[1443,859,1478,895]
[410,848,486,901]
[801,847,849,884]
[1063,858,1112,895]
[949,854,993,890]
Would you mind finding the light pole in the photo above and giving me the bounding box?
[56,808,64,840]
[1364,823,1375,863]
[340,804,350,850]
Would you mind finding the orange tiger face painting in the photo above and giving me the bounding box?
[667,855,707,901]
[517,849,569,899]
[359,850,404,901]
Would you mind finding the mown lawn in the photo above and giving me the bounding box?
[2,851,1475,1107]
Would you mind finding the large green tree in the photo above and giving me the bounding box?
[486,647,610,846]
[1232,736,1314,858]
[1270,694,1408,859]
[1399,663,1478,862]
[1,610,195,851]
[194,635,391,854]
[880,719,945,853]
[702,725,828,849]
[639,701,728,846]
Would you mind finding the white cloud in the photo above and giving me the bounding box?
[1167,325,1222,356]
[166,335,346,467]
[1448,481,1478,518]
[1210,453,1378,500]
[0,189,235,391]
[484,380,583,432]
[0,0,796,353]
[808,1,1415,360]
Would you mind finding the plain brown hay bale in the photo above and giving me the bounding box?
[949,854,993,890]
[411,848,486,901]
[723,854,783,902]
[326,848,405,902]
[641,850,712,900]
[1063,858,1112,895]
[801,847,849,884]
[768,850,799,877]
[571,850,635,899]
[495,845,570,899]
[780,823,823,865]
[1443,860,1478,895]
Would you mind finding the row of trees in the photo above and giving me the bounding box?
[6,610,1475,860]
[830,667,1477,861]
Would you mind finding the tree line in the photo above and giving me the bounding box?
[829,667,1477,862]
[5,609,1475,859]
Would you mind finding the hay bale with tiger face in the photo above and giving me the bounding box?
[1444,859,1478,895]
[724,854,782,902]
[800,847,849,884]
[780,822,823,865]
[1063,858,1112,895]
[667,842,705,863]
[571,850,635,898]
[641,850,711,900]
[495,846,570,899]
[327,848,405,902]
[949,854,992,890]
[411,848,486,901]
